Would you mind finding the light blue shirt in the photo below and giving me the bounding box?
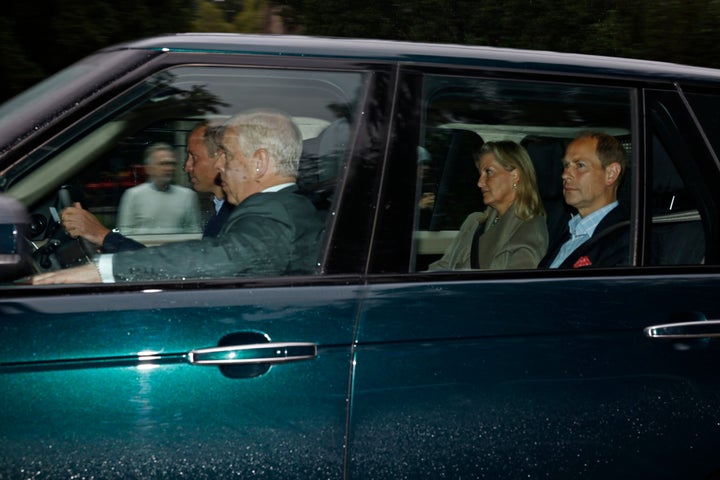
[549,201,618,268]
[212,196,224,214]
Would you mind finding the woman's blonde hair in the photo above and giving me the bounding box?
[475,141,545,221]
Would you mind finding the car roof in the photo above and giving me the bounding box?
[113,33,720,86]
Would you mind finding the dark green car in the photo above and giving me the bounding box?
[2,34,720,479]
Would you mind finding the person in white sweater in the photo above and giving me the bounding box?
[116,142,201,235]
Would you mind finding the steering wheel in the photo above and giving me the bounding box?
[30,187,97,270]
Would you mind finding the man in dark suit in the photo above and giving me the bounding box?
[540,132,630,269]
[183,121,233,238]
[34,109,324,283]
[61,121,233,252]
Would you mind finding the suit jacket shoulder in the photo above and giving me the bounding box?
[428,206,548,271]
[427,211,488,271]
[477,210,549,270]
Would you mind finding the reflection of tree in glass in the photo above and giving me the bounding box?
[426,80,630,129]
[129,82,230,120]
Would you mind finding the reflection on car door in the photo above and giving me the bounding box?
[0,285,360,477]
[349,276,720,478]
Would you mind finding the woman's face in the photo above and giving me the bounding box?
[476,152,518,216]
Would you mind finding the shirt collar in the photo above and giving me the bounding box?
[212,196,224,214]
[569,201,618,238]
[262,182,295,193]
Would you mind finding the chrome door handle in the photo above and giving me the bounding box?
[187,342,317,366]
[644,320,720,339]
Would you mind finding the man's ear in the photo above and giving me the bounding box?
[253,148,270,179]
[606,162,621,186]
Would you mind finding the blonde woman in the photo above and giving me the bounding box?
[429,140,548,270]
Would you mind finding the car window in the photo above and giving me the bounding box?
[6,65,367,280]
[645,90,720,266]
[647,134,706,265]
[412,76,633,272]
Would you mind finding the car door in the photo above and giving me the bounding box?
[0,49,393,478]
[0,284,361,477]
[347,67,720,479]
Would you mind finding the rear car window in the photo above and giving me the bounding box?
[413,76,633,271]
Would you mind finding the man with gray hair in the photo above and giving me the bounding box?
[33,109,325,284]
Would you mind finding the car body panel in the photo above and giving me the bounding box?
[349,275,720,478]
[0,282,363,477]
[115,33,720,85]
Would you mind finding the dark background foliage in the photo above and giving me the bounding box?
[2,0,720,103]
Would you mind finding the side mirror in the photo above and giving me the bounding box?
[0,195,33,282]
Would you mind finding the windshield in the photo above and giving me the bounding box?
[0,49,157,159]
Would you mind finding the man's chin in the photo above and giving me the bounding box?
[563,192,577,204]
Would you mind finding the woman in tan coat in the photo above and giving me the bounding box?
[429,141,548,271]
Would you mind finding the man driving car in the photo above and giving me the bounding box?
[32,109,324,284]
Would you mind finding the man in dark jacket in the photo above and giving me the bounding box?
[33,109,324,284]
[540,132,630,269]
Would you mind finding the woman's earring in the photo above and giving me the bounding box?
[512,183,518,190]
